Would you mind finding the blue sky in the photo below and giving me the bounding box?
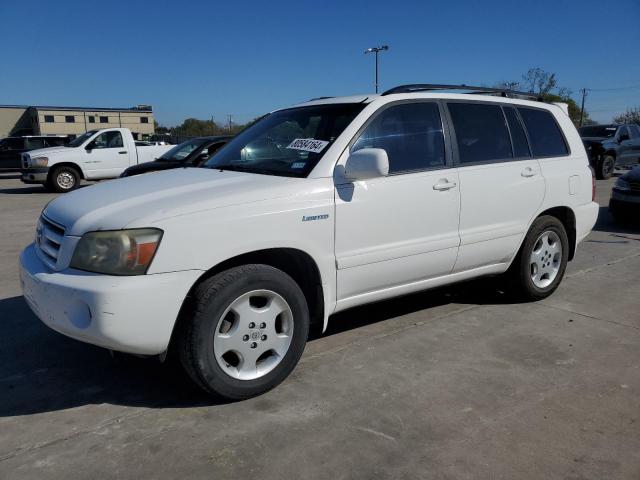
[1,0,638,125]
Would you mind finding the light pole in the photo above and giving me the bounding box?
[364,45,389,93]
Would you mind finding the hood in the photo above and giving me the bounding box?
[25,146,72,157]
[44,168,305,236]
[122,160,177,175]
[621,165,640,182]
[581,137,611,144]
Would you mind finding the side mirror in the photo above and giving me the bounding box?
[619,134,630,142]
[344,148,389,181]
[85,143,93,152]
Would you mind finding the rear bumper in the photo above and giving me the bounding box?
[575,201,599,245]
[20,243,203,355]
[21,167,49,183]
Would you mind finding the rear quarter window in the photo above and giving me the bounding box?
[447,102,512,164]
[517,107,569,157]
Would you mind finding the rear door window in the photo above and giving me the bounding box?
[628,125,640,139]
[517,107,569,157]
[503,107,531,158]
[447,102,512,164]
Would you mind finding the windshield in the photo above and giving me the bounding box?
[68,130,97,147]
[579,125,617,138]
[159,139,207,161]
[206,103,365,177]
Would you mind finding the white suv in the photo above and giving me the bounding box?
[19,85,599,399]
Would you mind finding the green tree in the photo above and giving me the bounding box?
[613,107,640,125]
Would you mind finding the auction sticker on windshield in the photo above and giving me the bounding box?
[286,138,329,153]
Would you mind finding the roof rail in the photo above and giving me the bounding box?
[381,84,542,101]
[308,96,335,101]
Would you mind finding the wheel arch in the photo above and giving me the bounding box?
[169,247,325,353]
[48,162,85,180]
[531,206,577,261]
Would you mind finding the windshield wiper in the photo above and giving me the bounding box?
[213,164,279,176]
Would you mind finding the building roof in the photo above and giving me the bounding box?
[0,104,152,112]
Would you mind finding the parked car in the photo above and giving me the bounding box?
[609,165,640,222]
[0,136,69,172]
[20,128,173,192]
[579,124,640,179]
[120,136,231,177]
[20,84,598,400]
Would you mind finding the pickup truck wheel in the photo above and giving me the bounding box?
[47,166,80,193]
[597,155,615,180]
[507,215,569,301]
[178,264,309,400]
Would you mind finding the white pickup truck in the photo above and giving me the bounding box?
[20,128,173,192]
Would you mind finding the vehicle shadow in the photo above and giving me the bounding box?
[0,277,512,417]
[592,206,640,236]
[0,186,50,194]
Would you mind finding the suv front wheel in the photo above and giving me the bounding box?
[177,264,310,400]
[508,215,569,301]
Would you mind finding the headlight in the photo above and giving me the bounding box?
[70,228,163,275]
[30,156,49,167]
[614,178,630,191]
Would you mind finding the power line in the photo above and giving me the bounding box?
[586,84,640,92]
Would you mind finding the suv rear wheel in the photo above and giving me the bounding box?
[178,264,309,400]
[508,215,569,301]
[46,165,80,193]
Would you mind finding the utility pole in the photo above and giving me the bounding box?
[579,88,588,127]
[227,114,232,133]
[364,45,389,93]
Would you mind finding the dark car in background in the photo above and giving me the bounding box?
[609,166,640,223]
[579,124,640,180]
[120,136,231,178]
[0,136,69,172]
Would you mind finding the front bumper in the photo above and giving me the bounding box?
[21,167,49,184]
[19,243,203,355]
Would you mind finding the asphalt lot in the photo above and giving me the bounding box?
[0,173,639,479]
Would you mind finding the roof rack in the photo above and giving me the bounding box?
[381,84,542,101]
[308,96,335,101]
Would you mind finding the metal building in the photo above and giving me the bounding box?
[0,104,155,139]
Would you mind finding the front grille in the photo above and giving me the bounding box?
[36,214,65,269]
[629,181,640,192]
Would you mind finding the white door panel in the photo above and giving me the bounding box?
[83,130,132,178]
[453,160,545,272]
[335,168,460,300]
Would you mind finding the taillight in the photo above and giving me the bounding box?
[589,166,596,201]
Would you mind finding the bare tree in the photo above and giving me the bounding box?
[522,68,557,95]
[613,107,640,124]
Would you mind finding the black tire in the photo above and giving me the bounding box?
[47,165,80,193]
[596,155,615,180]
[507,215,569,301]
[177,264,309,400]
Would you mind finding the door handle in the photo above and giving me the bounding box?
[521,167,537,178]
[118,151,127,154]
[433,180,457,191]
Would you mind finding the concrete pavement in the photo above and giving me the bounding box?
[0,174,639,479]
